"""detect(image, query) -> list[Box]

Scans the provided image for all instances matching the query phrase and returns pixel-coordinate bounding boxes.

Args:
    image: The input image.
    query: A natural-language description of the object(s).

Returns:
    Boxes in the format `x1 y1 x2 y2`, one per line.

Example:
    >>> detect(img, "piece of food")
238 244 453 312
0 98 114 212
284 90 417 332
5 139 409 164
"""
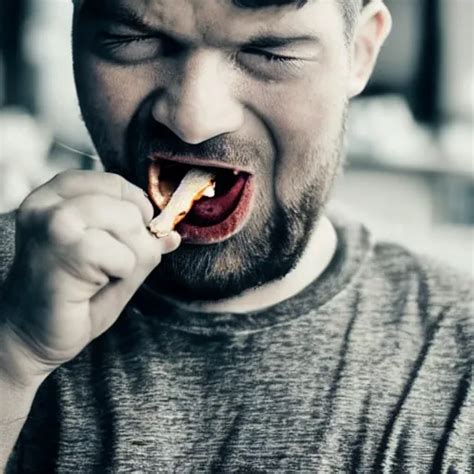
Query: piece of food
147 161 170 210
148 166 216 237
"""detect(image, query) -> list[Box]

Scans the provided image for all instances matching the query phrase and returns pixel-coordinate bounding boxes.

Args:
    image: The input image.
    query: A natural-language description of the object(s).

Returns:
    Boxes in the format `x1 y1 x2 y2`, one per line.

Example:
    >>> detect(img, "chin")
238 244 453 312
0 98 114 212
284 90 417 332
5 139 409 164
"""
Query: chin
147 189 320 303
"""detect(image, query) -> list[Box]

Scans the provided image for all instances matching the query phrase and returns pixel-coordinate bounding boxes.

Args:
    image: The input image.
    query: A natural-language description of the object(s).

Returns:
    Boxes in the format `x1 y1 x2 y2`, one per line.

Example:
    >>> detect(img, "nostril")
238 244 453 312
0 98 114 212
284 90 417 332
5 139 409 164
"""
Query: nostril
151 97 203 144
151 85 243 145
151 97 170 126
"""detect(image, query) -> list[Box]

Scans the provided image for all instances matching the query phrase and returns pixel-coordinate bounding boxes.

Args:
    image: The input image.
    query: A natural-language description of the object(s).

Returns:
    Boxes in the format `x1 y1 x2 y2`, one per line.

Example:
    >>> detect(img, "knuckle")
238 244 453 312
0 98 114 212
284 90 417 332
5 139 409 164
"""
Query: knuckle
58 169 84 181
106 172 127 197
46 206 81 245
50 170 87 195
48 171 65 188
47 207 69 237
50 170 77 188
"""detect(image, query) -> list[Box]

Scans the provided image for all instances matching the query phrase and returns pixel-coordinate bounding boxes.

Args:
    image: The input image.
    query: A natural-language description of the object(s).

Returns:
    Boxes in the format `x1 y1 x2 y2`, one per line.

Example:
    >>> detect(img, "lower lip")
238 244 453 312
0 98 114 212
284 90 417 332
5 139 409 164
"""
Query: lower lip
176 175 255 245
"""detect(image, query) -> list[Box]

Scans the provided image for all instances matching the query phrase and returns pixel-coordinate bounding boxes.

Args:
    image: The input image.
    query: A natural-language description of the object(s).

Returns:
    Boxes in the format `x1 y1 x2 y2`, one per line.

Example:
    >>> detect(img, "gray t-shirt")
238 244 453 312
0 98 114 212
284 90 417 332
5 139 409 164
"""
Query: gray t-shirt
1 212 472 473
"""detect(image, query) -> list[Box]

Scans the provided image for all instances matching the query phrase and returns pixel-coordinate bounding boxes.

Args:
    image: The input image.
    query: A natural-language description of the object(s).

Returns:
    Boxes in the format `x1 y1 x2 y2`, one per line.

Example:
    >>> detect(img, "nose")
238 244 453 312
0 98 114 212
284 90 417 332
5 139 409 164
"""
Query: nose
151 50 244 145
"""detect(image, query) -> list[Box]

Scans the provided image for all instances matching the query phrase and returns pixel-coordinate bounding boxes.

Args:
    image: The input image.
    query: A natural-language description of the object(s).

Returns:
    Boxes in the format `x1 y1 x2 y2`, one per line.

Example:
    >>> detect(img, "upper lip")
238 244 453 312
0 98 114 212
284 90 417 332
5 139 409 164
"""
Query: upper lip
148 152 254 175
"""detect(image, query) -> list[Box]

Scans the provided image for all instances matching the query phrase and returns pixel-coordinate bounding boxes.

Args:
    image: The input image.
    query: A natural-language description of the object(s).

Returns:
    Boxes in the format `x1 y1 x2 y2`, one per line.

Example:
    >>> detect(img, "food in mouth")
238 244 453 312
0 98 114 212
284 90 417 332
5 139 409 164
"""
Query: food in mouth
146 158 255 244
148 165 216 237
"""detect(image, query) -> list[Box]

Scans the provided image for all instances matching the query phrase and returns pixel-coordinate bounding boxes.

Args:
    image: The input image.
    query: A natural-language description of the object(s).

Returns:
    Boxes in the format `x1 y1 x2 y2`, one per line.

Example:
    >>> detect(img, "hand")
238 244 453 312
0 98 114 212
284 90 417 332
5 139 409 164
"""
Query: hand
0 170 180 384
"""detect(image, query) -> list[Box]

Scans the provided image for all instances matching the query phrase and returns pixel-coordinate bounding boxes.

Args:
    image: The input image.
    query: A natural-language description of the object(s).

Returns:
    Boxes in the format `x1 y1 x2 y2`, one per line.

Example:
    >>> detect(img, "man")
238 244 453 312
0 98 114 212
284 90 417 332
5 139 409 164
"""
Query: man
0 0 472 471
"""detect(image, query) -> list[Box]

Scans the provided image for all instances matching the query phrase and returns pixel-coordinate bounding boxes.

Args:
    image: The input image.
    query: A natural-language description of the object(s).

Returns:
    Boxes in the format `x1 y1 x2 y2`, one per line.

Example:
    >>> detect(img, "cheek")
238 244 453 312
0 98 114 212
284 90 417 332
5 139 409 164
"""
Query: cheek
262 76 347 208
75 56 155 166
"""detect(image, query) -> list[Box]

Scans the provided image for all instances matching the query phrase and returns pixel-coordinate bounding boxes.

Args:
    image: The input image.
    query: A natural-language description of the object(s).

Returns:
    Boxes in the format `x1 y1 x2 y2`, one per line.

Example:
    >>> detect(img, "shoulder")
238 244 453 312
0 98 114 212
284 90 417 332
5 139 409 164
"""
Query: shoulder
0 211 16 285
369 239 473 318
330 218 472 464
331 212 472 346
363 242 473 468
330 212 472 319
357 238 473 369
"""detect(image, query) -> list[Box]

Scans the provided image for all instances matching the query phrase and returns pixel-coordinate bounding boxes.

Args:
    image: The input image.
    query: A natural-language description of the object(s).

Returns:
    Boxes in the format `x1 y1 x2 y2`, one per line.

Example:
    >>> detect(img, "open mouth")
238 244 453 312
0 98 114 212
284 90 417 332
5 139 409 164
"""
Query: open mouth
147 156 255 244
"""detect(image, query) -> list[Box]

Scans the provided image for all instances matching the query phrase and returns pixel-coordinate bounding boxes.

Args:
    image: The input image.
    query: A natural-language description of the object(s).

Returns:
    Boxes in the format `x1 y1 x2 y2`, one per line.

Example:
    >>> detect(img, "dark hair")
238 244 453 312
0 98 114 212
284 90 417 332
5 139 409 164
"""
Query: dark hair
232 0 307 7
232 0 370 39
233 0 370 9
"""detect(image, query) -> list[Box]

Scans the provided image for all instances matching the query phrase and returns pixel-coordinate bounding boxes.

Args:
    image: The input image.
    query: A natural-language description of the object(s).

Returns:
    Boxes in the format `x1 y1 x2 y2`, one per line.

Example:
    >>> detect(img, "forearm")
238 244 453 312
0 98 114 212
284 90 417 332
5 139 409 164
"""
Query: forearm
0 377 42 471
0 327 47 471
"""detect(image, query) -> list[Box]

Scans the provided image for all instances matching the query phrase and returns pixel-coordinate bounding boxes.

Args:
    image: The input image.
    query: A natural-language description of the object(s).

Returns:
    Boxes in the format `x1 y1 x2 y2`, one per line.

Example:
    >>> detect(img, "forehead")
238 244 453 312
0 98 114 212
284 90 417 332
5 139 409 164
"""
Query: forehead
78 0 341 46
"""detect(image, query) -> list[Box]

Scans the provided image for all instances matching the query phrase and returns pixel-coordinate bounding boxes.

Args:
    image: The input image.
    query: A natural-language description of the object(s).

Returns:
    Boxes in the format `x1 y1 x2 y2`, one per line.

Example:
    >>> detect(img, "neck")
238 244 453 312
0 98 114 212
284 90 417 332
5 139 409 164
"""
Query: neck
151 215 337 314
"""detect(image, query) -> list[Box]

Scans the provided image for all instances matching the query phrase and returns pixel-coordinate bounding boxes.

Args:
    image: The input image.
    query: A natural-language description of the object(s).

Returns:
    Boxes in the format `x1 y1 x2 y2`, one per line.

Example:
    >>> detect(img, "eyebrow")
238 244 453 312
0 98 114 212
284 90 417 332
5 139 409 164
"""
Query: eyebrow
81 3 155 33
245 34 320 49
81 3 319 48
112 9 151 33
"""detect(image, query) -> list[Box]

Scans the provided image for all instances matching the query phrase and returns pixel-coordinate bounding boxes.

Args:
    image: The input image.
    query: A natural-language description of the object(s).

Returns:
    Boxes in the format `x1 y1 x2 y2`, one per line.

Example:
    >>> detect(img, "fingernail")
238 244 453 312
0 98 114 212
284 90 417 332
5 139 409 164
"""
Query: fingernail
169 231 182 246
161 231 181 253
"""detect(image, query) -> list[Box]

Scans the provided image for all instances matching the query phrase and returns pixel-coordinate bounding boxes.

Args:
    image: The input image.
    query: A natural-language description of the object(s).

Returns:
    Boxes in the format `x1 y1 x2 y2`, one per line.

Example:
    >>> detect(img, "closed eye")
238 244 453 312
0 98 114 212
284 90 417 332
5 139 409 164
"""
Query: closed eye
98 32 154 46
237 48 306 79
95 32 183 62
242 47 300 63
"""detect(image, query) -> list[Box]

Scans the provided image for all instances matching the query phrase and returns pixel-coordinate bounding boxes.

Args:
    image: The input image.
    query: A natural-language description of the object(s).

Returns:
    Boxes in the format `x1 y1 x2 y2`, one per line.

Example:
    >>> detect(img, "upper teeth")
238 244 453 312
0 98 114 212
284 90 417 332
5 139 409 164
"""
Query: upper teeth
202 186 216 198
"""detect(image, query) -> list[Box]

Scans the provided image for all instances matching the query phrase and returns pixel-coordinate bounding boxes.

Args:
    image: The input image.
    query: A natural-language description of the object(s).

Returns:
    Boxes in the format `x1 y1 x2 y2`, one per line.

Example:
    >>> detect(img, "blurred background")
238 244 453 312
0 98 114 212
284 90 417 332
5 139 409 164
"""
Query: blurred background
0 0 473 275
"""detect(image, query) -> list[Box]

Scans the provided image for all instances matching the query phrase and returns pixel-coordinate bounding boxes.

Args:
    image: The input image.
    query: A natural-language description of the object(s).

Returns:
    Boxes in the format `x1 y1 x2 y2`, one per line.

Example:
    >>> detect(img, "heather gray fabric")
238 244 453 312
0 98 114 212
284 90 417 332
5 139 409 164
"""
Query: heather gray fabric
1 211 473 473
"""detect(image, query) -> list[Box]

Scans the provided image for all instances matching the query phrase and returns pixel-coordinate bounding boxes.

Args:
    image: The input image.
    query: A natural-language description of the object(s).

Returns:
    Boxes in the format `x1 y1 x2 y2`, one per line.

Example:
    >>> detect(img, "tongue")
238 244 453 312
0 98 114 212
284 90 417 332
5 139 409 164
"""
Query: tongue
186 174 247 225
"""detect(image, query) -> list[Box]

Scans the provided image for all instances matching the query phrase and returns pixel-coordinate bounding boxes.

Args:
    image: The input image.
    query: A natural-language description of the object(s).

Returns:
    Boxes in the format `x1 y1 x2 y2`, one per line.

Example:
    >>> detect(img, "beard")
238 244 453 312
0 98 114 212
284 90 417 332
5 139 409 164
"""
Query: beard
134 121 345 302
82 102 346 303
149 182 328 302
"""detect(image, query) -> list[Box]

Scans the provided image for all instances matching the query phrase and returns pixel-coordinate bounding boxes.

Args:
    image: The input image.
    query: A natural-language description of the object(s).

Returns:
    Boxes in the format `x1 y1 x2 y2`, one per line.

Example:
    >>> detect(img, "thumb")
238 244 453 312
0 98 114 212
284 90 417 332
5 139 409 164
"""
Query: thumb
158 231 182 254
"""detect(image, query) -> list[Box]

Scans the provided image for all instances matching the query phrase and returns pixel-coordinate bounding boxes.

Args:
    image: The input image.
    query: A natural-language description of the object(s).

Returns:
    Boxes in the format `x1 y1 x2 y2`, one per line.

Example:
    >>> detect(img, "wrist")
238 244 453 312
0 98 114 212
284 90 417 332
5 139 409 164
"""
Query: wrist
0 323 52 392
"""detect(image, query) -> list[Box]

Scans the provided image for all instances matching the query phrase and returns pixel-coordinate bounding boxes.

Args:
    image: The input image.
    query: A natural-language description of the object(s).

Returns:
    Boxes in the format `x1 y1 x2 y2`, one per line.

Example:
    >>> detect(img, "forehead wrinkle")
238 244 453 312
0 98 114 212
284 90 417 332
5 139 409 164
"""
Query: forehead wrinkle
82 0 332 49
117 0 214 46
193 0 327 48
132 0 186 35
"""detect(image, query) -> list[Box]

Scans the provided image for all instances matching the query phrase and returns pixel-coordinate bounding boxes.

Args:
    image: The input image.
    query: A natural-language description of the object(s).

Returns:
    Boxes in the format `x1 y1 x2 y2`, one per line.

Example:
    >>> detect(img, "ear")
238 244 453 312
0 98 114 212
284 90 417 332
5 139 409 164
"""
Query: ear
347 0 392 98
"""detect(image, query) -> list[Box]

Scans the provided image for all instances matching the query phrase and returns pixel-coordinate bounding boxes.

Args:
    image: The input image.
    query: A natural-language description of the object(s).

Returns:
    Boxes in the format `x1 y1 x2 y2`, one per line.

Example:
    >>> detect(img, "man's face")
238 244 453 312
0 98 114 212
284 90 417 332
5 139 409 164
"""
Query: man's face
73 0 351 301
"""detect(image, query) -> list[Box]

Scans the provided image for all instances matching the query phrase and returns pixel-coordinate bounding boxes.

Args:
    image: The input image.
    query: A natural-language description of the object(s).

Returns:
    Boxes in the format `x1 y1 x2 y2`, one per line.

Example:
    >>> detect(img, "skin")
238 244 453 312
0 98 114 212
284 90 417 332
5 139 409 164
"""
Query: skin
72 0 359 301
0 1 391 466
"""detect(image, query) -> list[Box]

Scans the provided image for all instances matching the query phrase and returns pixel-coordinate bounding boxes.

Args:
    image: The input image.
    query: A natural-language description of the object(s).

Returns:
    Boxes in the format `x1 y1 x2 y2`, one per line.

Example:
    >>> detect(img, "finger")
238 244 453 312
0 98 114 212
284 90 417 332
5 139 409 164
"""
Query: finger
81 229 137 280
21 195 146 249
57 195 148 242
65 196 181 265
46 195 182 275
157 231 182 255
50 170 153 224
19 185 63 217
89 278 141 337
54 228 137 285
132 229 182 267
